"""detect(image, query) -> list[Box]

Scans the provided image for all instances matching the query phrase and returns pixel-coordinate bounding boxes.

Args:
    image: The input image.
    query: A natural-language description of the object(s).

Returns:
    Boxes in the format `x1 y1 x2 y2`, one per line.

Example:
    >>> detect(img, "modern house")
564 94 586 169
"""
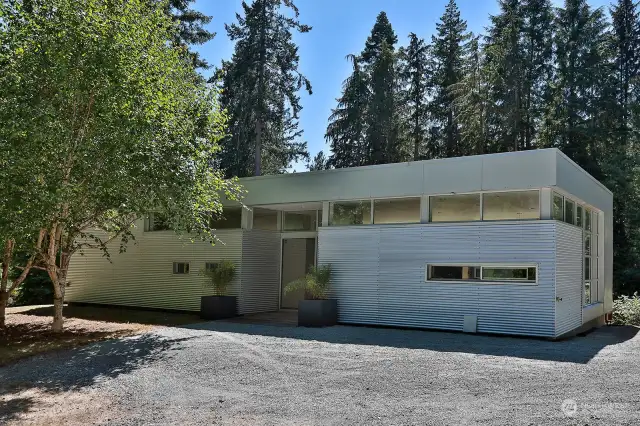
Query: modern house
66 148 613 338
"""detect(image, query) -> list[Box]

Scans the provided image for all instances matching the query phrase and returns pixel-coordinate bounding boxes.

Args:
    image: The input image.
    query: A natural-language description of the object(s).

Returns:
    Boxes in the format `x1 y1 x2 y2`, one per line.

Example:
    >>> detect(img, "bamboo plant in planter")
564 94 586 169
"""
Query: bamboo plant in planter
284 264 337 327
200 260 237 320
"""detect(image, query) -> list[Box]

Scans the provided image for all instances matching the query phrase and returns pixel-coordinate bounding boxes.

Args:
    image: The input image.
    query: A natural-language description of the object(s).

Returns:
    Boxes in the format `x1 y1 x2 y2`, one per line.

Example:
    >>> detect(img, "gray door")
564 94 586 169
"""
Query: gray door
281 238 316 309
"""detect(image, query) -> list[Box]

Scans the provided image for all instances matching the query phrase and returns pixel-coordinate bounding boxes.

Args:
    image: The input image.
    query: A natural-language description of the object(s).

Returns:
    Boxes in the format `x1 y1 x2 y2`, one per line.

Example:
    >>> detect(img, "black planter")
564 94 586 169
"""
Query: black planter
200 295 238 320
298 299 338 327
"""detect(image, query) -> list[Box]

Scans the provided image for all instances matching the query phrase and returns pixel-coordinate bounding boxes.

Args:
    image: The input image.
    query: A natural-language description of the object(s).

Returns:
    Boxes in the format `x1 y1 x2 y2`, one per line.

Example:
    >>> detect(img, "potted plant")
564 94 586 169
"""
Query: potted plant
200 260 237 320
284 264 337 327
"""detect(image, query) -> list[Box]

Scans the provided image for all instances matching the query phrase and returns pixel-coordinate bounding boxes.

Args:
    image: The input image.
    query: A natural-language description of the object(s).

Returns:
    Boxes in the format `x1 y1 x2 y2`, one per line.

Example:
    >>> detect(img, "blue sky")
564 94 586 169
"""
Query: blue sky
194 0 611 170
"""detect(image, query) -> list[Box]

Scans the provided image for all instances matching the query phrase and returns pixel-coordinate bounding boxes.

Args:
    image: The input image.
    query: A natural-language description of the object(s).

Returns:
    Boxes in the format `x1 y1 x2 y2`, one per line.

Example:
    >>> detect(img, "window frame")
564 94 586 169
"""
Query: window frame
425 263 539 285
172 262 190 275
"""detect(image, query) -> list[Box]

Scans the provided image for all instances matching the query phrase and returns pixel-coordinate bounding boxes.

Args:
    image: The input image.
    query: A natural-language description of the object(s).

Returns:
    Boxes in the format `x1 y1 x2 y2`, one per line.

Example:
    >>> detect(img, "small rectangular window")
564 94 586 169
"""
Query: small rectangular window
430 194 481 222
576 206 584 227
482 190 540 221
426 264 536 284
564 199 575 225
329 201 371 226
552 193 564 221
205 262 218 272
373 197 421 224
173 262 190 274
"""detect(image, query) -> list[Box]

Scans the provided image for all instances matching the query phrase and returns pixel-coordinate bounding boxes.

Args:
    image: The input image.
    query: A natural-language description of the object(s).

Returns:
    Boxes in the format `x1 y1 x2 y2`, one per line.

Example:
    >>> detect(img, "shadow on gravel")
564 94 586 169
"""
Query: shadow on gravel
0 333 194 422
186 321 638 364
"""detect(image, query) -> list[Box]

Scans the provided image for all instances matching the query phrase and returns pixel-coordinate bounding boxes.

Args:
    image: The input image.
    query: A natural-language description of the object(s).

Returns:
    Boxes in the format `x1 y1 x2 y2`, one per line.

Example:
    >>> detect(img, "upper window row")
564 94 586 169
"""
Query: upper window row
552 192 598 231
329 190 540 226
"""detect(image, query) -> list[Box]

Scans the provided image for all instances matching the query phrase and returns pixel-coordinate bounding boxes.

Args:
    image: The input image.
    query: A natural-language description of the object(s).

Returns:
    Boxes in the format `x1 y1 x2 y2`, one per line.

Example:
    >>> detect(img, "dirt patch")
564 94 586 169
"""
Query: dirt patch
0 312 153 367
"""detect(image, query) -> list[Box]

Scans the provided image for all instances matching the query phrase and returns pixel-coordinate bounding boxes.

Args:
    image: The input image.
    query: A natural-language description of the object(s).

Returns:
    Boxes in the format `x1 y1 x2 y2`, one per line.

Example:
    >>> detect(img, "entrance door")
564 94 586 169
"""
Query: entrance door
281 238 316 309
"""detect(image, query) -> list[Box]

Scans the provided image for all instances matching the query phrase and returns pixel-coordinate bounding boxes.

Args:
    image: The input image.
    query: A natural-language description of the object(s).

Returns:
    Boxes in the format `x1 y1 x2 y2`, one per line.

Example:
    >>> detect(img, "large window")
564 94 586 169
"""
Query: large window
426 264 537 284
373 198 420 224
283 211 318 231
253 208 278 230
430 194 481 222
329 201 371 226
210 207 242 229
553 193 564 221
482 191 539 221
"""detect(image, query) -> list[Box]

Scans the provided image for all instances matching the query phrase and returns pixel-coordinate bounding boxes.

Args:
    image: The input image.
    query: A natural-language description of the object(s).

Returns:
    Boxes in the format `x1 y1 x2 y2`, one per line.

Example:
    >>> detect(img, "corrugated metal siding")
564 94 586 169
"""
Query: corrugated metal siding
319 222 557 337
555 222 583 336
240 230 281 314
66 221 243 312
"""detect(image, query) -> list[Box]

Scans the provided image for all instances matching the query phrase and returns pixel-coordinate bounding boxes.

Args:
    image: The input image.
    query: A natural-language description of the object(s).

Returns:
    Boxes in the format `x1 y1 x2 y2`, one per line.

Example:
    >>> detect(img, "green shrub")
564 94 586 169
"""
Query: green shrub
284 264 332 300
201 260 236 296
611 293 640 326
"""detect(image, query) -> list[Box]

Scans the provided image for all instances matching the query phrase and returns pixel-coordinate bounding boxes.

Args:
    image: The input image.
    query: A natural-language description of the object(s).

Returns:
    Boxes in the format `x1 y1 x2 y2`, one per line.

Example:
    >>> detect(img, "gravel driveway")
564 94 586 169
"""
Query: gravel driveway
1 321 639 425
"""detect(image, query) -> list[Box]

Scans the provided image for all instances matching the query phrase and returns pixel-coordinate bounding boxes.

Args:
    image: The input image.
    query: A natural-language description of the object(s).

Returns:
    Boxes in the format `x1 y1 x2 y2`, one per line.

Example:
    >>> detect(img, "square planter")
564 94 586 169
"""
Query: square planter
200 295 238 320
298 299 338 327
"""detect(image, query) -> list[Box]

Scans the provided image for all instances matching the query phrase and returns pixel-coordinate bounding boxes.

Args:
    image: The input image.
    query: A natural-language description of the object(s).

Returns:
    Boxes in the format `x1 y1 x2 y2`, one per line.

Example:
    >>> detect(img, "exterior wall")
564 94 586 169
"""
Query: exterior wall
555 222 584 336
319 221 558 337
66 221 243 311
240 230 281 314
554 151 614 312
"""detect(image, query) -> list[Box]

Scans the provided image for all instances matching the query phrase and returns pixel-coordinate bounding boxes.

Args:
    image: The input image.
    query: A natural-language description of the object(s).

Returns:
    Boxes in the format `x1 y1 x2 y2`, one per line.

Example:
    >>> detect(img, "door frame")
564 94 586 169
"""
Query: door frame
279 233 318 309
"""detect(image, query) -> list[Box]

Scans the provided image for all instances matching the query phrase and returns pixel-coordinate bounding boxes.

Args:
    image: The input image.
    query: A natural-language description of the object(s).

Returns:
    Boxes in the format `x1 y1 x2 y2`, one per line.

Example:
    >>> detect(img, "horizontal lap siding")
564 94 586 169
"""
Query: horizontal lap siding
66 222 243 312
318 222 557 337
240 230 281 314
555 222 583 336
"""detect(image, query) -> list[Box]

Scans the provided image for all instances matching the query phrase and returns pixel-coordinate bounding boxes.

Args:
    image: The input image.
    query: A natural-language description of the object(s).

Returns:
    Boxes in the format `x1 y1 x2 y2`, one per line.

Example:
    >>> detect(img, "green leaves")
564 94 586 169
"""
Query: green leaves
284 264 332 301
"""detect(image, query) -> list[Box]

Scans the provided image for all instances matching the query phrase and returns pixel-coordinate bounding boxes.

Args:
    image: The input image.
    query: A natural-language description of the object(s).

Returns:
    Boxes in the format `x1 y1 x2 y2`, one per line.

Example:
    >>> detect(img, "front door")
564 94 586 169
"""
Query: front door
281 238 316 309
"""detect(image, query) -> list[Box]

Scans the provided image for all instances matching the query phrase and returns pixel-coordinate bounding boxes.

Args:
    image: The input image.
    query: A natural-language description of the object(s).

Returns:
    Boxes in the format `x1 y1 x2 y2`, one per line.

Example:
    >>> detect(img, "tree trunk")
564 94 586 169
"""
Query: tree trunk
0 291 8 328
52 291 64 333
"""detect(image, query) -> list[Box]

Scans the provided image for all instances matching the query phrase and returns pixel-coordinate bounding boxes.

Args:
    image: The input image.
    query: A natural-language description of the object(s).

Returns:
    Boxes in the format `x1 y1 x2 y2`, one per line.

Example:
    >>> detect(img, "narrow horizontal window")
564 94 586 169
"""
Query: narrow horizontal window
482 190 540 221
329 201 371 226
173 262 190 275
430 194 481 222
373 197 420 224
426 264 537 284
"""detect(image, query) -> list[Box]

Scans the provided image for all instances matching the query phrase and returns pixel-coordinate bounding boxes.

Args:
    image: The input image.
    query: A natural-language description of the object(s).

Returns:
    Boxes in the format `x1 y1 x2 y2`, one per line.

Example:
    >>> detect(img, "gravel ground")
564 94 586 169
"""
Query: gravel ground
1 321 639 425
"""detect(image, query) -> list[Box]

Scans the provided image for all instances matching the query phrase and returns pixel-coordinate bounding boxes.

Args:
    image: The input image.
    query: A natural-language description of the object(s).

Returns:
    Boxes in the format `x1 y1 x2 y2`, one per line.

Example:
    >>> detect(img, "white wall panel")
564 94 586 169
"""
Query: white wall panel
555 222 584 336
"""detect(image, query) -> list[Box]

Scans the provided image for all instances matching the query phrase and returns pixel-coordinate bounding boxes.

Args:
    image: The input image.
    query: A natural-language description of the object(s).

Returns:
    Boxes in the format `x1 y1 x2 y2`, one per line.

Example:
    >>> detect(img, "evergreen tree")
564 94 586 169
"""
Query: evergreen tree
450 36 491 155
219 0 312 177
430 0 471 158
307 151 330 171
361 11 398 66
398 33 431 160
326 55 370 168
366 41 401 164
608 0 640 290
167 0 216 70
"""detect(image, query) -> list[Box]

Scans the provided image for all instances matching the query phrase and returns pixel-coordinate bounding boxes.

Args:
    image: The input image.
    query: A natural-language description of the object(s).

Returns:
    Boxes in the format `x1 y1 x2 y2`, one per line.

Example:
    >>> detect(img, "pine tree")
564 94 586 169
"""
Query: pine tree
326 55 370 168
167 0 216 69
552 0 612 176
361 11 398 66
450 36 491 155
367 41 401 164
430 0 471 158
307 151 330 171
219 0 312 177
398 33 431 160
608 0 640 289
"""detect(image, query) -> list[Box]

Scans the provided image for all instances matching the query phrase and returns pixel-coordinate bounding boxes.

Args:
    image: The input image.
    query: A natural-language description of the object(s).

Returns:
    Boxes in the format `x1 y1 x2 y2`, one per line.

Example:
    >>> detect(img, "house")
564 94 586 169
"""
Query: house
66 148 613 338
